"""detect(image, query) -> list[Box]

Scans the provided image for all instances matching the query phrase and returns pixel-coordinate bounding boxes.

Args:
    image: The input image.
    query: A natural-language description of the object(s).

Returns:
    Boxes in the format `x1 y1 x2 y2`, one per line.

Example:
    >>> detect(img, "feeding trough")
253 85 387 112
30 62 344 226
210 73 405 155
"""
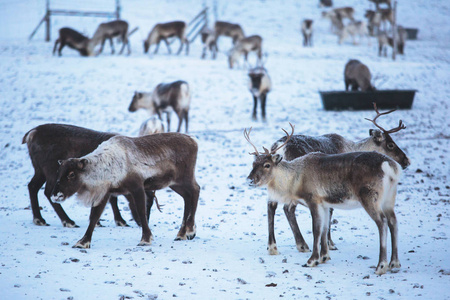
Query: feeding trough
319 90 416 111
405 28 419 40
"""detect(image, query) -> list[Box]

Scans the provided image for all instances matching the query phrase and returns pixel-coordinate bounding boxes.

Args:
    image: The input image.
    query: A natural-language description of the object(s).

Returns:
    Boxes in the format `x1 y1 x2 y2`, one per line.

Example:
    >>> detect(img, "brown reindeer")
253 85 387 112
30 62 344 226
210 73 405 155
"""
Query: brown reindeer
128 80 191 133
248 67 272 121
228 35 263 69
214 21 245 45
91 20 131 55
365 9 393 35
344 59 375 91
245 124 403 275
143 21 189 55
51 133 200 248
266 104 409 257
53 27 94 57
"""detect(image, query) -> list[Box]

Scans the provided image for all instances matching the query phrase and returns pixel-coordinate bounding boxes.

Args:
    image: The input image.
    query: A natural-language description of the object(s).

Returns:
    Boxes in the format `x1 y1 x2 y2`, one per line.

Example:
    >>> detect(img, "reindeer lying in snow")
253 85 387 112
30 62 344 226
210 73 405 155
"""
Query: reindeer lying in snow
51 133 200 248
264 104 410 260
245 123 404 275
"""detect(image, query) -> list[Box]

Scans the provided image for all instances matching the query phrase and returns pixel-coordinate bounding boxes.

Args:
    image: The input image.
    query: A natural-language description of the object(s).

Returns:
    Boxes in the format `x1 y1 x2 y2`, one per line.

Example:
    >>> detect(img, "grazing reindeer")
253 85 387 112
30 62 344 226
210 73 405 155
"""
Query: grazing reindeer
143 21 189 55
339 21 370 45
22 123 130 228
214 21 245 45
319 0 333 7
245 124 403 275
301 19 314 47
138 116 165 136
344 59 375 91
200 27 218 59
128 80 191 133
378 26 407 56
228 35 263 69
248 67 272 121
53 27 94 57
266 104 409 257
91 20 131 55
51 133 200 248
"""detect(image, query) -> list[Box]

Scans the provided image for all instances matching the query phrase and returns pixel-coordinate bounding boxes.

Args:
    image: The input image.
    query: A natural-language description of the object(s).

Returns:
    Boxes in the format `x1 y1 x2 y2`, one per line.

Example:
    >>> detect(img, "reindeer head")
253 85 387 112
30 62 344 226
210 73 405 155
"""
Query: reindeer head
51 158 88 203
365 103 410 169
143 40 150 53
245 124 295 187
128 91 144 112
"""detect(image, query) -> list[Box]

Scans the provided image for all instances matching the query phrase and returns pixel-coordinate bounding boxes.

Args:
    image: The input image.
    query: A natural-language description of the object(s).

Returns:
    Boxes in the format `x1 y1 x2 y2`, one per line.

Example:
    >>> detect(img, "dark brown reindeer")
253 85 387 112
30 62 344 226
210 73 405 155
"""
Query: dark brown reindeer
344 59 375 91
143 21 189 55
214 21 245 45
50 133 200 248
22 124 129 227
248 66 272 121
265 104 409 257
91 20 131 55
245 124 403 275
128 80 191 133
228 35 263 69
53 27 94 57
301 19 314 47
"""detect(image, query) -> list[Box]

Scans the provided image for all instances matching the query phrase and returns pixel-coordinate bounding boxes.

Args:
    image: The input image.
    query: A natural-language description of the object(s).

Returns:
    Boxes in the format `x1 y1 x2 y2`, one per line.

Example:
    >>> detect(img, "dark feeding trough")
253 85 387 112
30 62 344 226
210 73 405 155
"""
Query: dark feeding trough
319 90 416 111
405 28 419 40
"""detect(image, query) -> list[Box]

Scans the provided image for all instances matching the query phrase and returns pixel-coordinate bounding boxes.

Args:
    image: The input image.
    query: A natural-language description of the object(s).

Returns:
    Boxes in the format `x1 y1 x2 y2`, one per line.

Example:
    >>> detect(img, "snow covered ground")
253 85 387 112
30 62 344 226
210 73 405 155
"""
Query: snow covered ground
0 0 449 299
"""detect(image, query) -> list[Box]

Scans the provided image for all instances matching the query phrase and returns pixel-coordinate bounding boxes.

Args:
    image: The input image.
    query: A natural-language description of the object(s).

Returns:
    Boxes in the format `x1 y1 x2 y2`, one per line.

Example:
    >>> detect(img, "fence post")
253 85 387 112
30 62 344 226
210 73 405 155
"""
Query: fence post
115 0 121 19
45 0 50 41
392 1 397 60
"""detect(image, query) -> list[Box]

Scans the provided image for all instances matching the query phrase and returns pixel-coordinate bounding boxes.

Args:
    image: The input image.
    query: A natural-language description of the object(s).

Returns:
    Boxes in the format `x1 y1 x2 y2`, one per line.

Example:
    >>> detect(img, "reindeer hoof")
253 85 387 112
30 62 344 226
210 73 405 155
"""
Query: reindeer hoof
186 232 196 240
73 241 90 249
389 260 401 270
268 244 280 255
62 221 79 228
320 254 331 263
115 220 129 227
137 240 151 246
33 218 49 226
375 261 389 275
305 258 320 267
296 244 310 253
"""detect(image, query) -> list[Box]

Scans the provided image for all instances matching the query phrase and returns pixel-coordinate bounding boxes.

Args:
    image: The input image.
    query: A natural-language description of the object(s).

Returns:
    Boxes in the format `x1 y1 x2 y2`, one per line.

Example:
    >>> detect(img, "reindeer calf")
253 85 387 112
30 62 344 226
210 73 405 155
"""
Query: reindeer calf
128 80 191 133
344 59 375 91
53 27 93 57
246 125 402 275
144 21 189 55
301 19 314 47
138 116 165 136
228 35 263 69
51 133 200 248
248 67 272 121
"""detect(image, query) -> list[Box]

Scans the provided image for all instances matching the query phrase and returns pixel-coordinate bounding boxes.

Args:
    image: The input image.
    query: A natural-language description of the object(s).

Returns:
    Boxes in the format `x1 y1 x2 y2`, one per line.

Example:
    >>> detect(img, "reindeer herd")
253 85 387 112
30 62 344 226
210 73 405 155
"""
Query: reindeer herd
22 0 414 276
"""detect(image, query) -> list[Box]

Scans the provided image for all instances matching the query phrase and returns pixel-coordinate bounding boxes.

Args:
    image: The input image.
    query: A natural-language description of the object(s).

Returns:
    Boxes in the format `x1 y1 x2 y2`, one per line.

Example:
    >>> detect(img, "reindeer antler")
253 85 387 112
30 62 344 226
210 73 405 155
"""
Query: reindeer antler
271 123 295 154
365 102 406 134
244 127 260 155
244 123 295 156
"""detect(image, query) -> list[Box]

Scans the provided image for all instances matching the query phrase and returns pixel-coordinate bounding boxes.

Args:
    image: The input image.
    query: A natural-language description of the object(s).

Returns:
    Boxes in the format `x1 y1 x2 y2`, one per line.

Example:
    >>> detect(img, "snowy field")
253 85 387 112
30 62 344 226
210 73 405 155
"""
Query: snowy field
0 0 449 299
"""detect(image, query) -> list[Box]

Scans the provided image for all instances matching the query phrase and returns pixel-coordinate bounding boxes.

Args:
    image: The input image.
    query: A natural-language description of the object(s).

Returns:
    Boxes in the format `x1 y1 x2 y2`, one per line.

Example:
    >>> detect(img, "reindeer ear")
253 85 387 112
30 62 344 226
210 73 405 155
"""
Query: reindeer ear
77 159 88 170
272 154 283 165
370 129 384 143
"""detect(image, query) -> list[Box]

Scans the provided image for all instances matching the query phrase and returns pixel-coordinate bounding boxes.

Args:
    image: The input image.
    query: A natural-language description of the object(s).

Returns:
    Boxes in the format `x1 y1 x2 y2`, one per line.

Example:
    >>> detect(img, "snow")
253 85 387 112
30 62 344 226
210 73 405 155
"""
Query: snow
0 0 449 299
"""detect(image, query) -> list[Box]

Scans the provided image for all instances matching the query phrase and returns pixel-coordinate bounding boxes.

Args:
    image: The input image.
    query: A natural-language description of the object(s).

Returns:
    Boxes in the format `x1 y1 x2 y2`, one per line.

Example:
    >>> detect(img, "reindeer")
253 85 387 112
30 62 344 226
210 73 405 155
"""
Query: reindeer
332 7 355 21
339 21 370 45
265 104 409 258
344 59 375 91
22 123 131 228
138 116 165 136
128 80 191 133
322 10 343 34
301 19 314 47
50 133 200 248
378 26 407 56
365 9 393 35
200 27 218 59
91 20 130 55
248 67 272 121
228 35 263 69
319 0 333 8
53 27 94 57
369 0 391 9
214 21 245 46
245 124 403 275
143 21 189 55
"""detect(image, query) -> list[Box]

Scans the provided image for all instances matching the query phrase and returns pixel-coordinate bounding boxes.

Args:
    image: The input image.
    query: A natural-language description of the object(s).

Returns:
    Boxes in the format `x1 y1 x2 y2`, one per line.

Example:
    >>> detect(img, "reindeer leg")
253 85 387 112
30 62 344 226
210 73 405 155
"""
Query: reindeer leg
53 39 60 56
176 111 183 133
125 194 142 227
283 203 310 252
109 37 115 54
267 201 279 255
73 196 109 248
184 110 189 133
145 190 155 223
320 207 331 263
99 38 106 54
58 41 66 56
166 112 171 132
154 40 160 54
109 196 128 227
28 171 48 226
260 93 267 122
305 202 324 267
130 186 152 246
252 95 258 120
327 208 337 250
171 181 200 241
163 38 171 54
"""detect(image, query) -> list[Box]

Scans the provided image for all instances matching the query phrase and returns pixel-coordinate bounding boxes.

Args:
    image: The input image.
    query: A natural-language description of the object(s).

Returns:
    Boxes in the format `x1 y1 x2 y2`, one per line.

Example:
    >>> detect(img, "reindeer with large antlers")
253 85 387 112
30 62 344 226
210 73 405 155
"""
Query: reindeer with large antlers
246 123 404 274
261 104 410 259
